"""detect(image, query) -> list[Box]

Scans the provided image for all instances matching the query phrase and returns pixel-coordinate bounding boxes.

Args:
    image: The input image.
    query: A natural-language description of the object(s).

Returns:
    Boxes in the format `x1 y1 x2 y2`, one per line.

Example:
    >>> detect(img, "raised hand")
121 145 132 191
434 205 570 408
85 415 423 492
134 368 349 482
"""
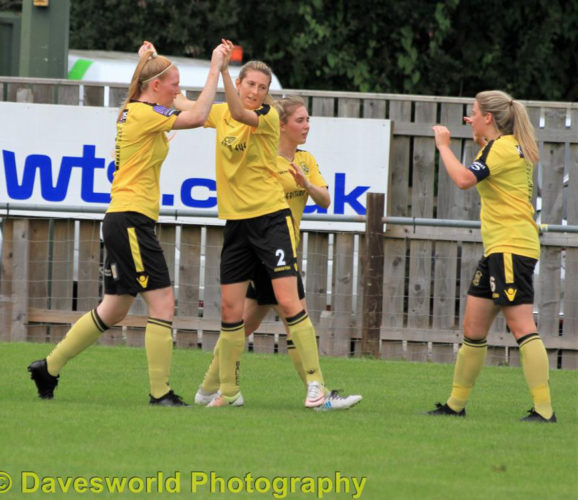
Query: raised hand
432 125 451 150
288 162 309 188
211 44 225 70
138 40 157 57
220 39 235 69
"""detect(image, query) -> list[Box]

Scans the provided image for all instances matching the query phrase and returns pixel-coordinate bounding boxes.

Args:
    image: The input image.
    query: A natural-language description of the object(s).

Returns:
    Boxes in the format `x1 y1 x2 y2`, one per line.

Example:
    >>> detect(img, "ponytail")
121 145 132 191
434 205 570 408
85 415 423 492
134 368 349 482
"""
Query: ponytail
475 90 539 166
511 100 539 166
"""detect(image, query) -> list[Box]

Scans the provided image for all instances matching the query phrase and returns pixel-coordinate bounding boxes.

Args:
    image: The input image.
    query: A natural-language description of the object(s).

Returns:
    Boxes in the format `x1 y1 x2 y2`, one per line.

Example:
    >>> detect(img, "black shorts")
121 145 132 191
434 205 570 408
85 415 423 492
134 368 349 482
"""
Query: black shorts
221 208 299 285
467 252 537 306
102 212 171 296
246 261 305 305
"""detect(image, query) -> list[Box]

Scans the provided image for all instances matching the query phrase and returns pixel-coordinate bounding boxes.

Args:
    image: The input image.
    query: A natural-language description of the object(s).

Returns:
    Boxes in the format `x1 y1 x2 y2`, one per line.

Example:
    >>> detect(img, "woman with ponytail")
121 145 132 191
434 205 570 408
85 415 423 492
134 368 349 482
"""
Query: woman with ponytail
428 90 556 422
28 41 231 407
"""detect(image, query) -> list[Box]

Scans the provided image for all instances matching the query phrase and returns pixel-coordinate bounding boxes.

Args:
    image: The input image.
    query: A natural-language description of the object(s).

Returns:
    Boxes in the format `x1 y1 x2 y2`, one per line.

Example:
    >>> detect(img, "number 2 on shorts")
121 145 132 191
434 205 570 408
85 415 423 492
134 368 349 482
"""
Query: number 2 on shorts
276 249 286 266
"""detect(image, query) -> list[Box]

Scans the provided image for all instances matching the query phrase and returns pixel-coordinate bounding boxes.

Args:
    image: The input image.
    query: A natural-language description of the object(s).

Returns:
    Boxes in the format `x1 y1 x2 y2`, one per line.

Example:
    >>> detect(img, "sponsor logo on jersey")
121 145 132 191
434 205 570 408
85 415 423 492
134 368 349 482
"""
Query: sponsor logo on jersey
469 161 487 171
286 190 306 200
152 104 178 117
221 136 246 152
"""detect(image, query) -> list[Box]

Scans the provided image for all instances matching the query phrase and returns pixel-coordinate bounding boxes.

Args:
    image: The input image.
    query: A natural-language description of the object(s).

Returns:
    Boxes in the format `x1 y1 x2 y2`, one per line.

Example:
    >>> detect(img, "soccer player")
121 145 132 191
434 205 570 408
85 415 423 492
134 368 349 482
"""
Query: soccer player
27 41 231 406
196 40 328 408
195 96 362 410
427 90 556 422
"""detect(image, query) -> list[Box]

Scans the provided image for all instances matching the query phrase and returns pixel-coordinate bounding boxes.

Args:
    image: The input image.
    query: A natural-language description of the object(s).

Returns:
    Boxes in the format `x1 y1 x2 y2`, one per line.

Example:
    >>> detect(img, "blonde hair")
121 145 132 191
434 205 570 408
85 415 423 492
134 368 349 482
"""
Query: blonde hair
476 90 539 165
117 49 174 121
274 96 306 123
238 60 274 106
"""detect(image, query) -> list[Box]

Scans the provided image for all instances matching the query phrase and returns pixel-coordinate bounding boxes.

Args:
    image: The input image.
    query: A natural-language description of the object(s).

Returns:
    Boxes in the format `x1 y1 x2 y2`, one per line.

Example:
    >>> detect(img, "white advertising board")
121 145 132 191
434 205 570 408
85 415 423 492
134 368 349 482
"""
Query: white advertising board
0 102 390 230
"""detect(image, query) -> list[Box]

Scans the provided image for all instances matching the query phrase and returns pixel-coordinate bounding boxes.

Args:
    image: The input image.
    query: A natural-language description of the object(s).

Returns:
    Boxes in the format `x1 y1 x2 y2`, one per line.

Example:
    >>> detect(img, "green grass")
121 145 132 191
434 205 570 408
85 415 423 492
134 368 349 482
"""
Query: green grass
0 342 576 499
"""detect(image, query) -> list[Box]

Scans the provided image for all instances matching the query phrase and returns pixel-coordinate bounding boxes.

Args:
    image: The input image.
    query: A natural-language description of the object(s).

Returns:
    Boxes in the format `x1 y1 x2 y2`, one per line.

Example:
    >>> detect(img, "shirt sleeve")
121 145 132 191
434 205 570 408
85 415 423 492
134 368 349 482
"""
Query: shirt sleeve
305 152 328 188
139 104 179 135
253 104 280 136
204 102 225 129
467 141 494 182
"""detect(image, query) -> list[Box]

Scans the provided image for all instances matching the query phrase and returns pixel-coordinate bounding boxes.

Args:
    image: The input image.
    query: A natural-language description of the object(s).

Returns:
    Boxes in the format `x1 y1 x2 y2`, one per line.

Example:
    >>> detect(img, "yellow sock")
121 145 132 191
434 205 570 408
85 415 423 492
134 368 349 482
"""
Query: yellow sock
46 309 107 376
518 333 553 419
286 338 306 386
201 336 222 394
447 336 487 412
145 318 173 399
218 321 245 397
286 311 324 385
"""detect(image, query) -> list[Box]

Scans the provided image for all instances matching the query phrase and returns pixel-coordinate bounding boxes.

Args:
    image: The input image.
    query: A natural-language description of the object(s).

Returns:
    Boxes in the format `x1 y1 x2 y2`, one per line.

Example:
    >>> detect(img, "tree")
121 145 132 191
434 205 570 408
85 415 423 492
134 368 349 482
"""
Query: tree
50 0 576 100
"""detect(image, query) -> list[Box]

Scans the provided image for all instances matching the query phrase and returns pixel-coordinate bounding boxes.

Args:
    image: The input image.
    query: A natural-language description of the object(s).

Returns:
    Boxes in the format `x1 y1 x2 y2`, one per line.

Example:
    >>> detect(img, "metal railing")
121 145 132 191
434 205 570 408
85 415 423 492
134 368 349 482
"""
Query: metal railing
1 202 577 233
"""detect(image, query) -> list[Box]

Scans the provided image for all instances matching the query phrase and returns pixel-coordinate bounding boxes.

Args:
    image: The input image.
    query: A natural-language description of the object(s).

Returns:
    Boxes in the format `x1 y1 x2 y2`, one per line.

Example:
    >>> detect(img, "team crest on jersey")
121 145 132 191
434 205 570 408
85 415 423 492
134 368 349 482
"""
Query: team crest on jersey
515 145 524 158
299 161 309 175
119 109 128 123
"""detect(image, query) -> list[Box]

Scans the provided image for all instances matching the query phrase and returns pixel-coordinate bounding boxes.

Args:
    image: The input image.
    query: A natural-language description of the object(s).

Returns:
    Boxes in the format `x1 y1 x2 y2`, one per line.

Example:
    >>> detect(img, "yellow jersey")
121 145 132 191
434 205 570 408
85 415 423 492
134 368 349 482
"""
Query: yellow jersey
108 101 178 221
275 150 327 239
468 135 540 259
204 102 287 219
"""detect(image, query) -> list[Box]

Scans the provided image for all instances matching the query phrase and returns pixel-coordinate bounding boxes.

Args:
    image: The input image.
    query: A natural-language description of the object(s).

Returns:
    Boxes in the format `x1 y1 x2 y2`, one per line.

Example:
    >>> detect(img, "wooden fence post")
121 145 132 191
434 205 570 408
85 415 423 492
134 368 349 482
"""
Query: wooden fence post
0 219 14 341
361 193 385 356
11 219 30 341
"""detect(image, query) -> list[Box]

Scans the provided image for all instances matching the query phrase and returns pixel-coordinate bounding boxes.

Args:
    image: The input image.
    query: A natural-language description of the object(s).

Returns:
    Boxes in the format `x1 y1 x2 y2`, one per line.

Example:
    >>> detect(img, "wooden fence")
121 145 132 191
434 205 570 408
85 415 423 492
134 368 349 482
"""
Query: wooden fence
1 77 577 369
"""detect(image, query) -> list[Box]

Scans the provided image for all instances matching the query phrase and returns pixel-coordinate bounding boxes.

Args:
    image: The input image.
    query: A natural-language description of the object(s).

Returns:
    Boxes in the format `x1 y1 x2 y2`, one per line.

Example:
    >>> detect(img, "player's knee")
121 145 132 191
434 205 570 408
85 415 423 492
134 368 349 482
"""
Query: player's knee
147 294 174 321
275 300 301 319
221 301 243 323
100 310 127 327
462 319 487 341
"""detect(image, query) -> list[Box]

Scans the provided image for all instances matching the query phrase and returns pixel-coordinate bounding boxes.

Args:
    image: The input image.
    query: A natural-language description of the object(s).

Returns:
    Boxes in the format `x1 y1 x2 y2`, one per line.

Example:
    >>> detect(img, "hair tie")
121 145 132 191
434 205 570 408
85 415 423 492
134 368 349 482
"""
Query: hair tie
509 100 514 106
141 62 174 84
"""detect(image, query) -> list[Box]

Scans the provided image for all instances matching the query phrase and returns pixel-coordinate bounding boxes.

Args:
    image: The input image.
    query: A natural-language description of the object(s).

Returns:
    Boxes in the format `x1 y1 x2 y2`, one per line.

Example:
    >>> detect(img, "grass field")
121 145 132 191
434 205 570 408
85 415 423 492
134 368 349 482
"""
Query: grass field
0 341 576 499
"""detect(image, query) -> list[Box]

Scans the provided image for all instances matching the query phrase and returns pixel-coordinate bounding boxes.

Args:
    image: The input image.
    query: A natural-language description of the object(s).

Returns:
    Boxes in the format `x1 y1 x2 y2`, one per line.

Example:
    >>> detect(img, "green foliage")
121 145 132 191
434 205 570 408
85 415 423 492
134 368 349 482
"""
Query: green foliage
65 0 577 100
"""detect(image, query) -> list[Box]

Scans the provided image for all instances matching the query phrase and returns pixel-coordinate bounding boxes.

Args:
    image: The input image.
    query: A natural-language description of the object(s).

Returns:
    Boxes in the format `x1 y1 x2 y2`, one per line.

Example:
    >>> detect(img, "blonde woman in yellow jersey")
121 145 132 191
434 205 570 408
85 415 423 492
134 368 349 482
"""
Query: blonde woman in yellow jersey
428 90 556 422
201 41 328 408
197 96 362 410
28 41 231 406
